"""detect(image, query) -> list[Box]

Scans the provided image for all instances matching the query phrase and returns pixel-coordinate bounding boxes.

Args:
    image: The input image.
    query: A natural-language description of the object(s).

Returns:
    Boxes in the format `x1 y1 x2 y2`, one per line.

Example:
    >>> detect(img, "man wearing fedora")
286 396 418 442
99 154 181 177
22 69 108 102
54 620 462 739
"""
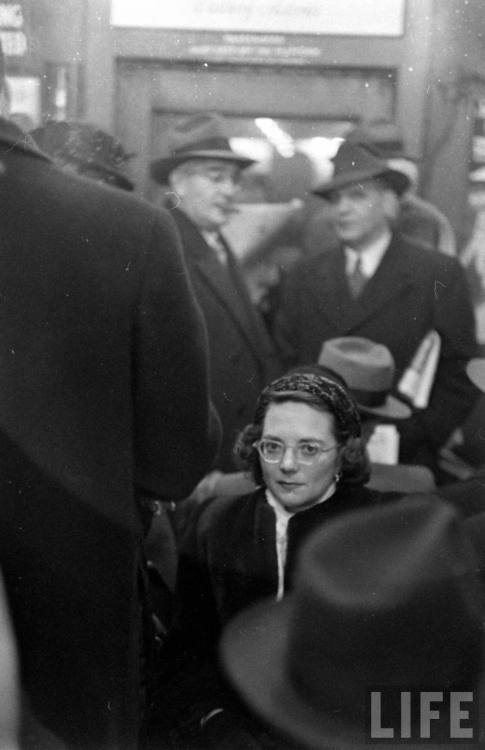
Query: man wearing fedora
274 140 479 477
151 112 282 477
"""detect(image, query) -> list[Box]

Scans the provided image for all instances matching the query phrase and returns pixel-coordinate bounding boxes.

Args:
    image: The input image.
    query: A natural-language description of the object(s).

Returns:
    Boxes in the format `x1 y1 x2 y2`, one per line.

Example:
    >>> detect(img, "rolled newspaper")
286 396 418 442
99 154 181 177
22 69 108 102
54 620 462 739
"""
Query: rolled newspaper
397 330 441 409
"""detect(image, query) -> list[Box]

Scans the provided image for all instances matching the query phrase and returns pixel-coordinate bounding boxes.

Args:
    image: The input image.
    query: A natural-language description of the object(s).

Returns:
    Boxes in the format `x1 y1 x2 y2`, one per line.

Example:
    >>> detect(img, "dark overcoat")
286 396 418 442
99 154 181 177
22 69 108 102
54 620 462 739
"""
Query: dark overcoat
171 208 282 470
0 120 216 748
274 235 479 464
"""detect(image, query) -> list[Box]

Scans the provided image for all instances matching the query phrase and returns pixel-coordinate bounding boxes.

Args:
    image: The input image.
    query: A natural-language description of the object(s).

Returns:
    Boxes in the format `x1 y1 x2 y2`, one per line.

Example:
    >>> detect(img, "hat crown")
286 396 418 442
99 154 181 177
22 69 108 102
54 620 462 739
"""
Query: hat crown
151 111 255 184
31 121 132 170
287 497 484 721
319 336 394 392
314 140 411 198
331 141 389 181
166 112 231 156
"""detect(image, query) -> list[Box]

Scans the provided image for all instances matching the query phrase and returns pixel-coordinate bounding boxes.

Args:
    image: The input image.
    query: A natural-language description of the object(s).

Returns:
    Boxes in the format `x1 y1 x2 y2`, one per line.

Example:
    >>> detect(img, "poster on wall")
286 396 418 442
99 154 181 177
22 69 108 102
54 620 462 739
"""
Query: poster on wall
110 0 406 37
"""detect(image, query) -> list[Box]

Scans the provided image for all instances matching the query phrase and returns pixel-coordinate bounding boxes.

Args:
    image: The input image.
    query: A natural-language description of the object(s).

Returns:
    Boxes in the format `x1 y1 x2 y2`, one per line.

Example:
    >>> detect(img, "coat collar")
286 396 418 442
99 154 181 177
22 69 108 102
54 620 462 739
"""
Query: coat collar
0 117 51 162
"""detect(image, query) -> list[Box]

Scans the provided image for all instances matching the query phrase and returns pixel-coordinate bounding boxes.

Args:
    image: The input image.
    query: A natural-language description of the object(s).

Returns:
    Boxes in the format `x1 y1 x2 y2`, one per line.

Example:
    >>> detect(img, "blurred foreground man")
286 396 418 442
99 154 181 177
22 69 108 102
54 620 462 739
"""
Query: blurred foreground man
275 142 479 476
151 112 281 479
0 116 217 748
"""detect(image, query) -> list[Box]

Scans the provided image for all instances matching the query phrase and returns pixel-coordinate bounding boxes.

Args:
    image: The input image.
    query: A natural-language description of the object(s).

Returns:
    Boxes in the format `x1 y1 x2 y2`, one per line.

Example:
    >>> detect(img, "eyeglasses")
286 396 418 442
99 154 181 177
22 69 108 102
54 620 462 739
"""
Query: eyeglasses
253 439 340 466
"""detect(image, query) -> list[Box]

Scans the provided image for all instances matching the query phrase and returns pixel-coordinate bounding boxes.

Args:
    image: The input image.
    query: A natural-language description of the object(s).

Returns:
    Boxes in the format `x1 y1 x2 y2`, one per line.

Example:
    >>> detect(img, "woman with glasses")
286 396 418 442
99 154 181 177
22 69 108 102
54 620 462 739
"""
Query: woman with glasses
154 372 399 748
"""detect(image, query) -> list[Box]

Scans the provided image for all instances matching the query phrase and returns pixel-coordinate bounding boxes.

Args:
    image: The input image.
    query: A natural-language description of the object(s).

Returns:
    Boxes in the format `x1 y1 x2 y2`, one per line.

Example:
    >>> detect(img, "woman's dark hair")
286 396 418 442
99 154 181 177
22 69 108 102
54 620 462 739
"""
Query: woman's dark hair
235 371 369 486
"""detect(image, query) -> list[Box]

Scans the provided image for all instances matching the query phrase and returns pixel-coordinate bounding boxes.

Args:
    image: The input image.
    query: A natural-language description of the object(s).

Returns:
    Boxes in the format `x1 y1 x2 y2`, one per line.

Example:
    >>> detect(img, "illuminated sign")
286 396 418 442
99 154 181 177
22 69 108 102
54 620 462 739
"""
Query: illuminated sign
111 0 406 37
0 3 27 56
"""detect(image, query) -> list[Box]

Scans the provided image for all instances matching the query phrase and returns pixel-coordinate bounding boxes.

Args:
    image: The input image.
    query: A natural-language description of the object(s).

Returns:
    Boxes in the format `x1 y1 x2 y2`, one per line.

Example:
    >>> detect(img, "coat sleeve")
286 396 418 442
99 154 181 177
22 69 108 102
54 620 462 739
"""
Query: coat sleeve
398 256 480 457
132 209 221 500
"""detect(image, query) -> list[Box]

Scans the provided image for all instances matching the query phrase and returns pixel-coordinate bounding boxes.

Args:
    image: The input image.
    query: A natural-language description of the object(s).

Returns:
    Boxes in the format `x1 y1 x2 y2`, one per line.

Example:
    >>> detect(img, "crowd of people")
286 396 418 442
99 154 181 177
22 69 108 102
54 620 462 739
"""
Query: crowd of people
1 51 485 750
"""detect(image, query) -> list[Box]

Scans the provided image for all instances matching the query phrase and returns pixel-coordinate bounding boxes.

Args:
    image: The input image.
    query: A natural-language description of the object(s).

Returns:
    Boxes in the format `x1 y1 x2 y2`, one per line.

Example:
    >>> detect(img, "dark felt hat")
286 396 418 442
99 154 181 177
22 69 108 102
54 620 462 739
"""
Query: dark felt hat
314 141 410 198
318 337 411 420
345 122 419 161
30 121 135 191
221 495 485 749
150 112 256 185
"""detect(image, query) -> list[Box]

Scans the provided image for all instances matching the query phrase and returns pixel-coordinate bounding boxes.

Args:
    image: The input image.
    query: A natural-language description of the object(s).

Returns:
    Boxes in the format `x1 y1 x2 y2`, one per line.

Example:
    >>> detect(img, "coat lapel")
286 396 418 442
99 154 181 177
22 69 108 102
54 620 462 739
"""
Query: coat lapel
0 117 50 161
174 210 275 364
315 237 416 333
345 235 416 331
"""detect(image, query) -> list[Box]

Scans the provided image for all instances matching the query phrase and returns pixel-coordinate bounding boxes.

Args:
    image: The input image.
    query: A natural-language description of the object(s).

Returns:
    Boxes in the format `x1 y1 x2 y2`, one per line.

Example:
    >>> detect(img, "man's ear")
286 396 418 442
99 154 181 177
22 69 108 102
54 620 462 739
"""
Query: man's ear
382 188 401 223
168 170 184 197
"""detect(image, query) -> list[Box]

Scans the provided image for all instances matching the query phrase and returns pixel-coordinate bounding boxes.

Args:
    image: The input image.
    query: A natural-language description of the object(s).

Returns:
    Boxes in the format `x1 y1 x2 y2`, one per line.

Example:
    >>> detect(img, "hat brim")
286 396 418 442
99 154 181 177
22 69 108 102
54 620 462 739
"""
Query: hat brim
151 150 255 185
466 359 485 392
221 597 485 750
221 598 369 750
77 161 135 192
358 394 411 421
314 166 409 199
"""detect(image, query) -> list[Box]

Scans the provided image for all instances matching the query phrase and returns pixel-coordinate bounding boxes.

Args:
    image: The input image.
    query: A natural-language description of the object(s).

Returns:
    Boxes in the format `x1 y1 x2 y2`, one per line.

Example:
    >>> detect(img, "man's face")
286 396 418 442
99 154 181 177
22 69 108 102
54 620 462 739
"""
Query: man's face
327 179 396 249
170 159 242 231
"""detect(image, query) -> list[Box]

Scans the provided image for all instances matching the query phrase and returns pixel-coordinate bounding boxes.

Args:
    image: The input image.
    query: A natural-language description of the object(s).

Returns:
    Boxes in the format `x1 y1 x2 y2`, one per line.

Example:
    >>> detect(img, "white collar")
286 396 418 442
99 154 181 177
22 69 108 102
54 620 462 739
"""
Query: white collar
345 228 392 278
265 483 336 520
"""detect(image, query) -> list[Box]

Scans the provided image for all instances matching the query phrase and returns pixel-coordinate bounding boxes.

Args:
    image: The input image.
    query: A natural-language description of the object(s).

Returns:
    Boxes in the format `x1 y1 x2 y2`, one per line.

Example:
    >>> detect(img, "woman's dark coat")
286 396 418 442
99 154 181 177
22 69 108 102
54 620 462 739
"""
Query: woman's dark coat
161 484 394 739
0 120 216 748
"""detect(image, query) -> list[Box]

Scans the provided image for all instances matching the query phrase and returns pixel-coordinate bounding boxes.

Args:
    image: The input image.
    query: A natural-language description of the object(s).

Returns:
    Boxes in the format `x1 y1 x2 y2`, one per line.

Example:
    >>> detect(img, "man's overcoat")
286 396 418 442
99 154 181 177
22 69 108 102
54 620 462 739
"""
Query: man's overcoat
0 120 216 748
171 208 281 470
275 235 479 464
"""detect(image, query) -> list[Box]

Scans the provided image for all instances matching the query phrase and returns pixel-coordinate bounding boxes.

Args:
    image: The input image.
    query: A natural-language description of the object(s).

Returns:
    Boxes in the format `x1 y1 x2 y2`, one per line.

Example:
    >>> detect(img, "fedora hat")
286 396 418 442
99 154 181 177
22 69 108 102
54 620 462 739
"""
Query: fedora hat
314 141 410 199
30 121 135 191
318 337 411 420
221 495 485 749
150 112 256 185
466 358 485 392
345 121 420 162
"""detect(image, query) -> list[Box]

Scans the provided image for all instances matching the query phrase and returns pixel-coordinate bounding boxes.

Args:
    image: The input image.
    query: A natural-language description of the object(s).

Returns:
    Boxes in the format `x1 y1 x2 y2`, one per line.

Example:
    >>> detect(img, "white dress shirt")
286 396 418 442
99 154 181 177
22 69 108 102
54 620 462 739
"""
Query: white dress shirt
344 228 392 280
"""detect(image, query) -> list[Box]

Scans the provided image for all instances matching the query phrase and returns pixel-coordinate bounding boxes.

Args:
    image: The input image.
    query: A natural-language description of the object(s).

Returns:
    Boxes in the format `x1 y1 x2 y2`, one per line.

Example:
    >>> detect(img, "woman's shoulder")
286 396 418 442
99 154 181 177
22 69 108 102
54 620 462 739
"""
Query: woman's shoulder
198 488 265 532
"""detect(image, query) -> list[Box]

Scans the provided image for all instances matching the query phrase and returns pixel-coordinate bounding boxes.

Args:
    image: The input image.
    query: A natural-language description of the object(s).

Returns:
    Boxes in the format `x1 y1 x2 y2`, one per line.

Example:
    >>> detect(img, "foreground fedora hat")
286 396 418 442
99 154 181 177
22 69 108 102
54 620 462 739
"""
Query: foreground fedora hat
221 495 485 749
314 140 410 198
150 112 255 185
467 358 485 392
319 336 411 420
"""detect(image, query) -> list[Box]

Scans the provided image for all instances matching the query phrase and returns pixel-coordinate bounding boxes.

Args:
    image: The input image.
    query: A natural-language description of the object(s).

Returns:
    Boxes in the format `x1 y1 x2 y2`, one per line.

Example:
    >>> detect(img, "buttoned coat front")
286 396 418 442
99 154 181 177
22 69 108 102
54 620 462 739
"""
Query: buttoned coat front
274 235 479 463
171 208 282 470
0 121 216 748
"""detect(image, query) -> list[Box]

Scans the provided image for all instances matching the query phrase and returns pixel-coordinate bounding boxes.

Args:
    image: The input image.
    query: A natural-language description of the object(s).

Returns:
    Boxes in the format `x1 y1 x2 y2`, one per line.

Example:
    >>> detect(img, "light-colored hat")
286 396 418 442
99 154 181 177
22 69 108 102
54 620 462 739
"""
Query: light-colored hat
467 358 485 392
150 112 255 185
318 337 411 420
313 141 410 199
221 495 485 749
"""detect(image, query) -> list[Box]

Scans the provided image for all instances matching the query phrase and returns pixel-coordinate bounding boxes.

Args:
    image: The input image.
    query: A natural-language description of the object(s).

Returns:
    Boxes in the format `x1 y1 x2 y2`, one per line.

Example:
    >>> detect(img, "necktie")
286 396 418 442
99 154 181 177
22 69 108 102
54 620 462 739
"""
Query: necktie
206 232 228 266
347 256 367 298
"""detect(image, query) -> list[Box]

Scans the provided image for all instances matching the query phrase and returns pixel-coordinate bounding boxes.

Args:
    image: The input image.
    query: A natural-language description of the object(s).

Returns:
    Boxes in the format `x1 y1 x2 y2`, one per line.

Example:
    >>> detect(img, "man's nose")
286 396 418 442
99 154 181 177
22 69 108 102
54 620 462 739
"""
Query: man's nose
334 194 353 212
218 179 238 197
